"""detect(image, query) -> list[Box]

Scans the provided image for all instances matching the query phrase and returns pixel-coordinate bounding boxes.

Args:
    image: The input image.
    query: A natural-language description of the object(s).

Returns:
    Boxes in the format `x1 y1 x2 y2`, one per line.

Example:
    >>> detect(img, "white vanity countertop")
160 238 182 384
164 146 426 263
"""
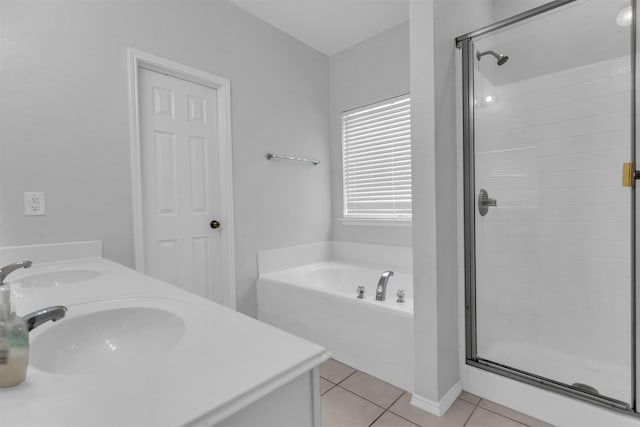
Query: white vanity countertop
0 257 329 426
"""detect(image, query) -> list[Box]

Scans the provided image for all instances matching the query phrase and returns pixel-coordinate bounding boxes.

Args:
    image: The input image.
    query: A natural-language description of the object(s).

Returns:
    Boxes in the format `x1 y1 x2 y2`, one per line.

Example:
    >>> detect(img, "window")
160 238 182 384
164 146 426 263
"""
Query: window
342 94 411 221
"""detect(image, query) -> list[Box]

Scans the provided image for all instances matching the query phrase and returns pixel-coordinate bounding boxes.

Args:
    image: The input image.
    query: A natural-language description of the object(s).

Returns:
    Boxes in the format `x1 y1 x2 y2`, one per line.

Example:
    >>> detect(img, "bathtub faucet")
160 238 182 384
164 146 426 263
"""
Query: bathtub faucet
375 271 394 301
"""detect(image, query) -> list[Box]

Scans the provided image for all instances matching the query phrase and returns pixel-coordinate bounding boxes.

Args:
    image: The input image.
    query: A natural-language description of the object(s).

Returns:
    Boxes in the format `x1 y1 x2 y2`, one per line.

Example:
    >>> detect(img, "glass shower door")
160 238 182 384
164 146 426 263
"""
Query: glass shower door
470 0 633 406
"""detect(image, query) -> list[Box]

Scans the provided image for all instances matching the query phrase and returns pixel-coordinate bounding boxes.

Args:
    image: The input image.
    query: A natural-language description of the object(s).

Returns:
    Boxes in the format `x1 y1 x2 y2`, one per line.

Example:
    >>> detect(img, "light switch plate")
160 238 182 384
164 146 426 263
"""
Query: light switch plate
24 192 45 216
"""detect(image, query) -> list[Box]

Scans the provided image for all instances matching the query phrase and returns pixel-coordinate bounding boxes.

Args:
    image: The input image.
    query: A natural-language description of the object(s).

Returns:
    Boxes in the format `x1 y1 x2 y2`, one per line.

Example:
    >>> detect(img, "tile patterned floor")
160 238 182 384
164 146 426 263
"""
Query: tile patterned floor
320 359 555 427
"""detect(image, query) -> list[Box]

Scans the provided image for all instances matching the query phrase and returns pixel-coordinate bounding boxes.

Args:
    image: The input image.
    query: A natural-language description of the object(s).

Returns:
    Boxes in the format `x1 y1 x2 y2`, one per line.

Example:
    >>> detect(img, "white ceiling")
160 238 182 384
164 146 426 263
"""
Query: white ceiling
227 0 410 56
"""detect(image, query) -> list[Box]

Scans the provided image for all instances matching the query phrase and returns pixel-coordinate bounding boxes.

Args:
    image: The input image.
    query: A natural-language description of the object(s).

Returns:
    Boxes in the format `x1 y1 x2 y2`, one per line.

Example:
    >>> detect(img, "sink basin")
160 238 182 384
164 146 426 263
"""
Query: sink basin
9 263 103 289
30 299 188 374
12 269 102 288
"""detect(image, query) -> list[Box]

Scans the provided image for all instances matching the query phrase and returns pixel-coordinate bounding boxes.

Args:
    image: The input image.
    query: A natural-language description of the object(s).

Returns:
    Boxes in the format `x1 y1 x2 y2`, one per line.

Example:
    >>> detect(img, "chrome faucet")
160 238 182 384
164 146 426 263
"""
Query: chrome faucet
23 306 68 332
0 261 32 286
375 271 394 301
0 261 67 332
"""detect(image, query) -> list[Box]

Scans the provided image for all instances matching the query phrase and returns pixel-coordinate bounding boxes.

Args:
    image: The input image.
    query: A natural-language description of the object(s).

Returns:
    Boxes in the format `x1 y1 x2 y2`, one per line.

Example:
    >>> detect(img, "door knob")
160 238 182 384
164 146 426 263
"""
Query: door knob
210 220 221 229
478 189 497 216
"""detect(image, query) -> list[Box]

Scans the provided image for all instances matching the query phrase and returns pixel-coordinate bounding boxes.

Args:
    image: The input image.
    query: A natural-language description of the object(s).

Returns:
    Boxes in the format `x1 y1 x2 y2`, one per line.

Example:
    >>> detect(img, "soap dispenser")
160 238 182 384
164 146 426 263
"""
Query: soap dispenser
0 286 29 387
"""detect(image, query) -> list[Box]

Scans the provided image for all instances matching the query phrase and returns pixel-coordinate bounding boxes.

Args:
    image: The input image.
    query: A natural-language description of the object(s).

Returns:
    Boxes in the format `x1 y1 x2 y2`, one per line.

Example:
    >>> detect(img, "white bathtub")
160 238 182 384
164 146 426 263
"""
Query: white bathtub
257 261 414 392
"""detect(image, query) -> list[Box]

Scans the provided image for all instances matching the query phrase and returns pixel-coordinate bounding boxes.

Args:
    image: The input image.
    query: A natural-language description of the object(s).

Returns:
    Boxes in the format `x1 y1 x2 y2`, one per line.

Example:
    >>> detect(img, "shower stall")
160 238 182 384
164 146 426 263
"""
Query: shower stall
457 0 637 414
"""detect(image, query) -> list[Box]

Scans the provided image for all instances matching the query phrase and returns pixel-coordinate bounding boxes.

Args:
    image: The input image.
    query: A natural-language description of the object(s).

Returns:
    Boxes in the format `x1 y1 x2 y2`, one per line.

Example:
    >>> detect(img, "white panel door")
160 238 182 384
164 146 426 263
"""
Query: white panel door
138 68 223 302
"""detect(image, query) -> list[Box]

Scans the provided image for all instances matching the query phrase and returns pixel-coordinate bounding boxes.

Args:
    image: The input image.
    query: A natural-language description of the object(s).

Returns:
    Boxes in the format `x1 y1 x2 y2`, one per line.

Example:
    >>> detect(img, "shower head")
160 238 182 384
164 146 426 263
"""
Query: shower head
476 50 509 66
497 55 509 66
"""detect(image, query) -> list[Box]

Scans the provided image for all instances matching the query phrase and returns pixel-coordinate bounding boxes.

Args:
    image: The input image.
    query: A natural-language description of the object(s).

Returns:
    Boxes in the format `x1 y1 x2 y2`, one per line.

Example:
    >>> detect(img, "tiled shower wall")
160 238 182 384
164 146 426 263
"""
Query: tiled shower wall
474 56 632 401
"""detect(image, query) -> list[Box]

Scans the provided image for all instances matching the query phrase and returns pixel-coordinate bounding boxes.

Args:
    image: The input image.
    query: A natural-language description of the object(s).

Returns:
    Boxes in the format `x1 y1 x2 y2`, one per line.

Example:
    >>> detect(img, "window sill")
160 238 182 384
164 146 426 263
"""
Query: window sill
337 218 412 227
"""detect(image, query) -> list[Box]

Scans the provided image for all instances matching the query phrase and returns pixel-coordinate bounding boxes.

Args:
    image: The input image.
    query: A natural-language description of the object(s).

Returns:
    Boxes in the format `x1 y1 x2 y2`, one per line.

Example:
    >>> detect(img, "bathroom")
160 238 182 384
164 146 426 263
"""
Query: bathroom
1 0 640 426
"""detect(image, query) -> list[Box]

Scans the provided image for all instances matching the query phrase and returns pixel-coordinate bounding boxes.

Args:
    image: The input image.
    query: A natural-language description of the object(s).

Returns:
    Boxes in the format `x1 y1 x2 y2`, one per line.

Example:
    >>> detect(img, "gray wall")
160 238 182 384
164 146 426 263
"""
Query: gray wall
328 22 411 246
411 0 561 403
411 0 493 402
0 0 331 316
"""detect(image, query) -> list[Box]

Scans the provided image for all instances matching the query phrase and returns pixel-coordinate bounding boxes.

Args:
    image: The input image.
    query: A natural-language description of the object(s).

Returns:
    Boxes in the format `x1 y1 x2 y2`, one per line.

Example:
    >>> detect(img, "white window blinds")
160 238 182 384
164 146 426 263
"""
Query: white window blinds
342 94 412 219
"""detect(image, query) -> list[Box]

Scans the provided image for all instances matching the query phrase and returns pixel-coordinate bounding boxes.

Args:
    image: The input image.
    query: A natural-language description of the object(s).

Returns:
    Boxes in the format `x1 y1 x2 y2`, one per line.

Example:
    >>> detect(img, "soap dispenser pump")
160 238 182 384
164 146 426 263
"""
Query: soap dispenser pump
0 286 29 387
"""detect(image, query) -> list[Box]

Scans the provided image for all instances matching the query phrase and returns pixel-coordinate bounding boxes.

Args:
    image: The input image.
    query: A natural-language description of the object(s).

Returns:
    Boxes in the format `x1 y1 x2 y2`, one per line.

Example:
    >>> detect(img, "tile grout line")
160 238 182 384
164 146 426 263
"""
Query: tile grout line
336 384 401 412
386 394 478 427
473 396 481 408
339 368 406 410
321 383 336 396
321 362 543 427
367 408 421 427
367 410 387 427
333 367 406 410
376 393 422 427
319 375 334 385
462 398 487 427
458 397 481 407
320 366 356 396
367 396 421 427
466 399 534 427
385 394 430 427
331 375 409 427
386 391 407 411
388 411 423 427
320 366 355 389
460 393 482 427
329 383 388 427
462 405 476 427
335 369 358 386
319 375 336 396
477 406 532 427
328 364 539 427
478 399 535 425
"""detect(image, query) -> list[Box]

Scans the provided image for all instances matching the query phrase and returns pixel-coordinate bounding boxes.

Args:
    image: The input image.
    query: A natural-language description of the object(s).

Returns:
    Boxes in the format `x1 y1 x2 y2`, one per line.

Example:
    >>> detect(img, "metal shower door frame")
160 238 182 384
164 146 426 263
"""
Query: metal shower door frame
456 0 639 415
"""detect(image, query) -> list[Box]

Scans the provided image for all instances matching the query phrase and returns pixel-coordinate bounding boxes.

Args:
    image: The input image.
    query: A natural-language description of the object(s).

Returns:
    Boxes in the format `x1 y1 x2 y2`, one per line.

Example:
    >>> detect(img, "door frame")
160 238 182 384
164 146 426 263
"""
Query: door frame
127 48 236 310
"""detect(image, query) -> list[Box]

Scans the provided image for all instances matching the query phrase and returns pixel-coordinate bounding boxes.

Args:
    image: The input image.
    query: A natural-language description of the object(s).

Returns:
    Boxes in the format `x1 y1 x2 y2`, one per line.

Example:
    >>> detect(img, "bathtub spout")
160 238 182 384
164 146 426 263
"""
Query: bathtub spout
375 271 394 301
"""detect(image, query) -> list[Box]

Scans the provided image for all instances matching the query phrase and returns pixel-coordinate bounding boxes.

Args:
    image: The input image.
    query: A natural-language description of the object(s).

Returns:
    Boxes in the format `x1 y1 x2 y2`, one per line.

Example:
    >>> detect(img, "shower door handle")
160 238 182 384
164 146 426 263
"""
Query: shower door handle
478 189 497 216
622 162 640 187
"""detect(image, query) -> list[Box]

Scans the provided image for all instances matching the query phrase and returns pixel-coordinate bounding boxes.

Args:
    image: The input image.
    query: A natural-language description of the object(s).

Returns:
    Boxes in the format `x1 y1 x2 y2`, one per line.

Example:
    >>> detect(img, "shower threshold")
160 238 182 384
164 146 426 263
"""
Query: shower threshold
467 358 633 414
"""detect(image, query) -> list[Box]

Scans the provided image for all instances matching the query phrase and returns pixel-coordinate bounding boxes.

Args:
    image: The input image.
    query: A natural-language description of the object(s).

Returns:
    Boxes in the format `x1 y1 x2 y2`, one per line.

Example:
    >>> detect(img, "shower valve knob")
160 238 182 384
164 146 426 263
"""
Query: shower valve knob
478 189 497 216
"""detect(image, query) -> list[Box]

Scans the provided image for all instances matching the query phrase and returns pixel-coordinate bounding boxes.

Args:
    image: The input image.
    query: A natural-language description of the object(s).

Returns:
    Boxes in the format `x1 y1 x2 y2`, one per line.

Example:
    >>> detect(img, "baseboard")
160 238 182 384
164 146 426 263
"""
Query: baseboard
410 381 462 417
